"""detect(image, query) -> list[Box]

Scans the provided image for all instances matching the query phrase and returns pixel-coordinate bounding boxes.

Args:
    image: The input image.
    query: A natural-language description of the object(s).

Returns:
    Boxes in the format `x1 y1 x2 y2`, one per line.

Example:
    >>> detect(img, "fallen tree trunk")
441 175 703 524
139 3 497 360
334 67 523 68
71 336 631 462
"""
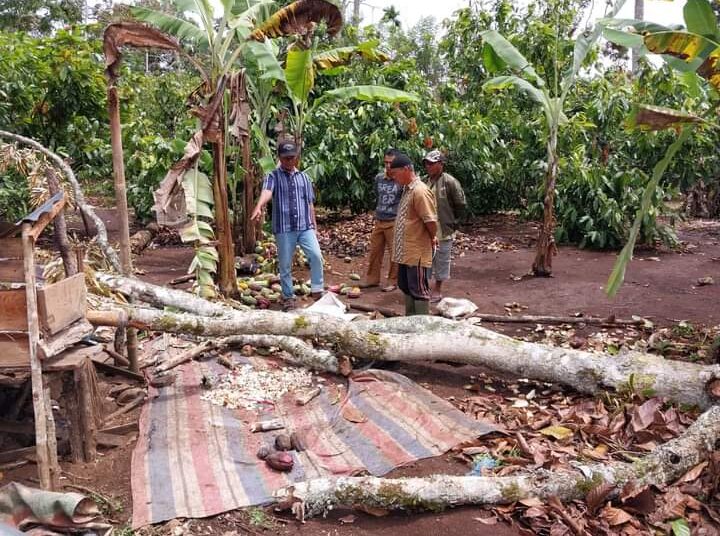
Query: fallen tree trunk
274 404 720 519
86 303 720 409
0 130 122 273
94 273 233 316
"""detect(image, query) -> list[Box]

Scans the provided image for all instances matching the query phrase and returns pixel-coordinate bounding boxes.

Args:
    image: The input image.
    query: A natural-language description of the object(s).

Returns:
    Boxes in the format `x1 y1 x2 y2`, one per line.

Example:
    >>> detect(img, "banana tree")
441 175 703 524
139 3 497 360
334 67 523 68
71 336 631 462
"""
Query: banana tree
481 0 627 277
280 39 417 142
134 0 343 296
240 35 418 247
602 0 720 296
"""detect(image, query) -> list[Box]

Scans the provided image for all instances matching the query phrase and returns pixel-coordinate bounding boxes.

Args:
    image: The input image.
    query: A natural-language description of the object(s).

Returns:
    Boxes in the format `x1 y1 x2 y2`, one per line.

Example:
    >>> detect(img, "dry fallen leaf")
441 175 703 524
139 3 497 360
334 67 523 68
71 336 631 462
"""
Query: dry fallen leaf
539 425 574 440
586 481 615 514
676 462 708 484
600 505 633 526
341 405 368 423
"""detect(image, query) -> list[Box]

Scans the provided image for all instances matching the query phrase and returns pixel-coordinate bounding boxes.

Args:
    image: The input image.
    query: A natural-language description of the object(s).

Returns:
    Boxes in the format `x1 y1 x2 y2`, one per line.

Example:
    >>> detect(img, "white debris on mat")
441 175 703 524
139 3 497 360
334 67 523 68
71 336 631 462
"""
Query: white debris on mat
201 364 315 410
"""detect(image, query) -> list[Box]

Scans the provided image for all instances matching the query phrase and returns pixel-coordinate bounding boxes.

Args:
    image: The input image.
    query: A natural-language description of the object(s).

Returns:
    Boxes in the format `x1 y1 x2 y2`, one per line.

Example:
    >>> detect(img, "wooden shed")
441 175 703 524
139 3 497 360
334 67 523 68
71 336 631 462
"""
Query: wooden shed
0 192 101 489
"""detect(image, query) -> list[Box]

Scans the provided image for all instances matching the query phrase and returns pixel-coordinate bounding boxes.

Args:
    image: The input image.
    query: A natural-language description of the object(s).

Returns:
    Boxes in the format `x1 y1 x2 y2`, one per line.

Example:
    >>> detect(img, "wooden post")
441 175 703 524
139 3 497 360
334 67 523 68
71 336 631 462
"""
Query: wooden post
107 85 139 372
22 223 59 490
76 364 97 460
44 385 61 488
63 372 84 463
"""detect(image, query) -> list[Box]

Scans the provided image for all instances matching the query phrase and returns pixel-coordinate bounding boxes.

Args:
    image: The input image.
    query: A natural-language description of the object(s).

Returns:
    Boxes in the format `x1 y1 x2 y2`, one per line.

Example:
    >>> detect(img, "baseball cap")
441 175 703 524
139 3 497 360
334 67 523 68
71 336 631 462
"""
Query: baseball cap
423 150 445 163
278 141 298 157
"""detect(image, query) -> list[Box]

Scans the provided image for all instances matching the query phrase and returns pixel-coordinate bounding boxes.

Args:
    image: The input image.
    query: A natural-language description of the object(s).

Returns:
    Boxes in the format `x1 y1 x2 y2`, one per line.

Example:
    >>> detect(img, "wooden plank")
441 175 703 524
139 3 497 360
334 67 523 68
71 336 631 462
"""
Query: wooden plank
37 273 86 336
45 344 103 372
0 259 25 283
27 195 66 241
100 422 139 435
0 440 67 464
0 289 28 331
0 333 29 367
22 223 55 490
92 358 145 382
37 319 94 361
0 237 23 259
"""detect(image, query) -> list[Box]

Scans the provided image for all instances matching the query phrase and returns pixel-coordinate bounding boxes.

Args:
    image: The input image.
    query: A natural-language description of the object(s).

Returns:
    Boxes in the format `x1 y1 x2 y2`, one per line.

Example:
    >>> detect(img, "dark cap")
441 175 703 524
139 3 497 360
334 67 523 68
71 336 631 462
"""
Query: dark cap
389 153 413 169
278 141 298 157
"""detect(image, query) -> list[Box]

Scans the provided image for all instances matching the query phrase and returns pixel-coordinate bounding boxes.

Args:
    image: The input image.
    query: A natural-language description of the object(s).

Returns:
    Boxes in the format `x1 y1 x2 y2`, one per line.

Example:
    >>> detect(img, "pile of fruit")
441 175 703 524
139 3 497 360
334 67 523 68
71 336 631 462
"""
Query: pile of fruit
235 236 314 308
327 272 361 298
237 273 314 307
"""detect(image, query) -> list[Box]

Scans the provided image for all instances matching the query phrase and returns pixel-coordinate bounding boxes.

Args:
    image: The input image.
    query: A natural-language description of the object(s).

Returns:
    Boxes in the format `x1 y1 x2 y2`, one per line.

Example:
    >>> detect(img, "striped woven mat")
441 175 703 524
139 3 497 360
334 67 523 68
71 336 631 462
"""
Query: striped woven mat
131 358 495 527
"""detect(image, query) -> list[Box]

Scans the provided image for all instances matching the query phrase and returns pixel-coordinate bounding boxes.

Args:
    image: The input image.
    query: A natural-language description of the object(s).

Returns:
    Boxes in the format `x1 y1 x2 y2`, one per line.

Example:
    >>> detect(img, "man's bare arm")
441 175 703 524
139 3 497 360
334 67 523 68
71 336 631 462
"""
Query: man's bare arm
251 189 273 221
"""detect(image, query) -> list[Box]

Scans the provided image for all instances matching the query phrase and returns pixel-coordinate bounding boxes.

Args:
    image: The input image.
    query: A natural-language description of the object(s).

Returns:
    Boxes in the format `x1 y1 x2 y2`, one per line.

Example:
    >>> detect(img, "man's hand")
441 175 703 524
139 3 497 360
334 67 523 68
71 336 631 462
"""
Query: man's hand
251 206 263 222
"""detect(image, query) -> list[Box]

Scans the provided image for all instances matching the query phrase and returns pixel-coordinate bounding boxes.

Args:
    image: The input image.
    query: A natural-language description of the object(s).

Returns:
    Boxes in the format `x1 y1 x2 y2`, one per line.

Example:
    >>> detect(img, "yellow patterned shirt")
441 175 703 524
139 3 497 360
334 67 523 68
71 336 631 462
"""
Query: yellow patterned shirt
392 178 437 267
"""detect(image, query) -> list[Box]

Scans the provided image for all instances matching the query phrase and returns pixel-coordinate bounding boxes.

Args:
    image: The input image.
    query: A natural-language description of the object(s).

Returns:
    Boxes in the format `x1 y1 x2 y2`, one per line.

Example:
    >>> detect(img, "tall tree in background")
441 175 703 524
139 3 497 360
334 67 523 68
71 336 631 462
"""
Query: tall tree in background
0 0 85 33
632 0 644 73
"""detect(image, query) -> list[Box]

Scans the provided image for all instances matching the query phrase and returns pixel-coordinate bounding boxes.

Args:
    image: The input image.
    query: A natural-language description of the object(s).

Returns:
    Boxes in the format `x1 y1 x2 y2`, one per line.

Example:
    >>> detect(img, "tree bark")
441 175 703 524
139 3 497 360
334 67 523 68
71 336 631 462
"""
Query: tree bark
95 272 234 316
274 404 720 519
85 302 720 409
532 125 559 277
212 131 238 297
45 167 78 277
0 130 121 272
632 0 644 74
151 335 339 374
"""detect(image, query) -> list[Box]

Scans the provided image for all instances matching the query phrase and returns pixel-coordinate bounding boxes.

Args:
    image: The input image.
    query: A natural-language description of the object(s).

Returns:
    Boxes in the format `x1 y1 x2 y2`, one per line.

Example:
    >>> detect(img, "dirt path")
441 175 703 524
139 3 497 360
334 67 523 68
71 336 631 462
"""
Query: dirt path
323 217 720 329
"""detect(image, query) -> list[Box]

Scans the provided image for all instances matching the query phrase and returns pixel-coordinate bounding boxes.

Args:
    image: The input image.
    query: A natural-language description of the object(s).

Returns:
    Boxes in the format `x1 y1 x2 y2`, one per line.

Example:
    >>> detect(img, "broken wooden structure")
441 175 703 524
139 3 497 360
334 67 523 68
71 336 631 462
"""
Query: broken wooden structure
0 193 101 489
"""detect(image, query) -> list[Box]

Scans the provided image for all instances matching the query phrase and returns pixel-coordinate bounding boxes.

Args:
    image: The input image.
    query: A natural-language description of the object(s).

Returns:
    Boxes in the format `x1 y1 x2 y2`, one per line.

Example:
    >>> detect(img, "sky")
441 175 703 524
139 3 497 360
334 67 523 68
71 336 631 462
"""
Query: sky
359 0 687 30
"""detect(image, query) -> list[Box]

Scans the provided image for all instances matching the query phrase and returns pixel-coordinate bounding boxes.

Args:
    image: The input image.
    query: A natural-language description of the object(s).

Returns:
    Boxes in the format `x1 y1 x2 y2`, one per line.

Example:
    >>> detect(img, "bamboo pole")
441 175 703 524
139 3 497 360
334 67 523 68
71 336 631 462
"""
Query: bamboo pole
22 223 58 490
107 86 138 372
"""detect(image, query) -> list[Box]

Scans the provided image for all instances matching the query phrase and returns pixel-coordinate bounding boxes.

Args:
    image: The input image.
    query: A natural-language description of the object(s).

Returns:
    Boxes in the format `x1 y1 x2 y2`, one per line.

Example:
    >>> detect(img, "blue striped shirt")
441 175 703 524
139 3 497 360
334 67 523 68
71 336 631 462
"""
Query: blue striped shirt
262 166 316 234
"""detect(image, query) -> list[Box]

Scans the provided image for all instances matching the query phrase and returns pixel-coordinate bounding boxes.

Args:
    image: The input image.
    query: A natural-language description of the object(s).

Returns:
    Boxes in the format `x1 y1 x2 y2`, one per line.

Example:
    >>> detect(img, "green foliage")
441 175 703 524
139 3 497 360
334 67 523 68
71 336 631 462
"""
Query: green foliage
550 155 677 249
0 170 31 222
671 518 691 536
181 167 219 298
0 0 84 34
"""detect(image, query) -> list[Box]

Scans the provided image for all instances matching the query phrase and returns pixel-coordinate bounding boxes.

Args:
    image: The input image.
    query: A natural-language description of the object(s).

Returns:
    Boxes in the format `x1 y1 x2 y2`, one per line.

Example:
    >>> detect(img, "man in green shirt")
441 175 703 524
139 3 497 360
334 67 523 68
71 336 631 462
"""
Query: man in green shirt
422 150 467 303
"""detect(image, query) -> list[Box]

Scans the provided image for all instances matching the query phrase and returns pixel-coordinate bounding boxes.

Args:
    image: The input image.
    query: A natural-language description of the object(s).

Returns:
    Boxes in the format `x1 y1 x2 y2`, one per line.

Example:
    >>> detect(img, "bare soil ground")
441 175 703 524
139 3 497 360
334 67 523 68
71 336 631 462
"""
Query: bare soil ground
3 211 720 535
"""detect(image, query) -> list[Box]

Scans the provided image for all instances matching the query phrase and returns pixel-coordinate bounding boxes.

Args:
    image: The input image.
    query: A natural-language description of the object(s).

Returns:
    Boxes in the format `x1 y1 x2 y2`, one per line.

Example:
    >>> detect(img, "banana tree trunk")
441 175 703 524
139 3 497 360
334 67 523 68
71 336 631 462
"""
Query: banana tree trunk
212 130 237 297
532 124 560 277
241 120 258 255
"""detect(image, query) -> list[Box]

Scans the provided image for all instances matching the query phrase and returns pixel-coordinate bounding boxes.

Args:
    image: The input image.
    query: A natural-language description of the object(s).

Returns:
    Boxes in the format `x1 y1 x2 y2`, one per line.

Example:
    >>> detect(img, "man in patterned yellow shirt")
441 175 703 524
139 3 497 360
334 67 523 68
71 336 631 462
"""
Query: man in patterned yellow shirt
387 153 438 315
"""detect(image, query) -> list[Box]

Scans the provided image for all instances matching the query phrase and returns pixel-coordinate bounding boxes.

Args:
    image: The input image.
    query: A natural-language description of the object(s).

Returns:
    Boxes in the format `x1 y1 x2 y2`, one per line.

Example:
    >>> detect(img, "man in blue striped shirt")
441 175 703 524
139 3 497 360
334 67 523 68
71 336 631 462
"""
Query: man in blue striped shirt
251 141 324 310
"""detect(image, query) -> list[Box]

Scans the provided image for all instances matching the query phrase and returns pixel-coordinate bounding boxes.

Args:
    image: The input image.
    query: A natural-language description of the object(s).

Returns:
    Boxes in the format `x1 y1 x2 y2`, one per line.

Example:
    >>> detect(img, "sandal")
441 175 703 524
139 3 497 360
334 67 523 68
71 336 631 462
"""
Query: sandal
381 284 397 292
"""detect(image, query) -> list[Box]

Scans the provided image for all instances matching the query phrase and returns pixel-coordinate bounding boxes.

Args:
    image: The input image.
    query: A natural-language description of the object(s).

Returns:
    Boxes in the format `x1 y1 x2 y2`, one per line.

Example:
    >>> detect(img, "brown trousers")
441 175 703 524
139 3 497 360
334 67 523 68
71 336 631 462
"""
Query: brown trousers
365 219 398 285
